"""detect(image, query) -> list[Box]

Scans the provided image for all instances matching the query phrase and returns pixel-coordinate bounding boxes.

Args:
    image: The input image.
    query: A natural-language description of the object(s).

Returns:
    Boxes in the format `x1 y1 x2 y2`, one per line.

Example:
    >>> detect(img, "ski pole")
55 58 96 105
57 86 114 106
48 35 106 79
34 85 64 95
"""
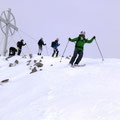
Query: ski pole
60 40 69 62
26 44 32 54
45 45 49 56
95 38 104 61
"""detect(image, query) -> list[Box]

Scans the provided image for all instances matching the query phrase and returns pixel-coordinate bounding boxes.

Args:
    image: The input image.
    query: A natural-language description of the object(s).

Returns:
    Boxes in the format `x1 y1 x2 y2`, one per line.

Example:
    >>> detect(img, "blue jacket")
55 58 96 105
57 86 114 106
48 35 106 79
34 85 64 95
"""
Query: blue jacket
53 42 60 49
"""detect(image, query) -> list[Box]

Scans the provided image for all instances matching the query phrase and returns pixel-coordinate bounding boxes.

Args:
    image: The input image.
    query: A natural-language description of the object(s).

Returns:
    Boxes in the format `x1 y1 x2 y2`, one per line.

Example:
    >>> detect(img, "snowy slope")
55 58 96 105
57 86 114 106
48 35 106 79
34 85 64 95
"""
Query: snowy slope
0 55 120 120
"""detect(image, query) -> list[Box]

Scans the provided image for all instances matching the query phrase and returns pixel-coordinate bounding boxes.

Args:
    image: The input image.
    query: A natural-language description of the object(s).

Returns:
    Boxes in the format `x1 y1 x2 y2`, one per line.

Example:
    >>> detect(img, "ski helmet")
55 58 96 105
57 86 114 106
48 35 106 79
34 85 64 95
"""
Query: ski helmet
80 31 85 35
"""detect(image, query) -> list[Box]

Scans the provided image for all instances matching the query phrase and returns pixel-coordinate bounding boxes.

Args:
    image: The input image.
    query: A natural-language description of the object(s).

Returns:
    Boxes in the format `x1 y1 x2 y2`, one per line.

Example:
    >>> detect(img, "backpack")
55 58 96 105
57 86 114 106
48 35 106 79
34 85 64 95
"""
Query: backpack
17 41 20 47
51 41 56 47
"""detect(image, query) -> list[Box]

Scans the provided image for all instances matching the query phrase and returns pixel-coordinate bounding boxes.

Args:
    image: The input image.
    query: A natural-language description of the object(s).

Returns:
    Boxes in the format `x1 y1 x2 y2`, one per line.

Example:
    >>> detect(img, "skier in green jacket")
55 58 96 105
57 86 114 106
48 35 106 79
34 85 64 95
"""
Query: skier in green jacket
69 31 95 67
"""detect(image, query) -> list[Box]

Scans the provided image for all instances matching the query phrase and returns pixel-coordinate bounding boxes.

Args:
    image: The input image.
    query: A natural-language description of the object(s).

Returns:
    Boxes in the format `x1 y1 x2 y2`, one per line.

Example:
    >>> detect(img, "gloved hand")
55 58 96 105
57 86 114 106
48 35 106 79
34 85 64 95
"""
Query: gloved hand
44 44 46 45
69 37 71 41
93 36 96 39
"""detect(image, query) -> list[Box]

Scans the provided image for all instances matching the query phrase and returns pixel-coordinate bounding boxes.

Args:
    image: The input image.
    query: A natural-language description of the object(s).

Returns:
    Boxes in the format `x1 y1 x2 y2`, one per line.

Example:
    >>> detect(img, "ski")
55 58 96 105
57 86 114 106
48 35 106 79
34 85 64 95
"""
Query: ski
75 64 86 67
69 64 86 68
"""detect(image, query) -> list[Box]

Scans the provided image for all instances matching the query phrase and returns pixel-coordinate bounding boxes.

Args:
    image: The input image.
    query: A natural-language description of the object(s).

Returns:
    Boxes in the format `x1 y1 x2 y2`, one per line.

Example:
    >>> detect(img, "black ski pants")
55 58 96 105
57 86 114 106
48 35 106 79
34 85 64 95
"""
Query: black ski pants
17 48 22 55
52 48 59 57
69 48 83 65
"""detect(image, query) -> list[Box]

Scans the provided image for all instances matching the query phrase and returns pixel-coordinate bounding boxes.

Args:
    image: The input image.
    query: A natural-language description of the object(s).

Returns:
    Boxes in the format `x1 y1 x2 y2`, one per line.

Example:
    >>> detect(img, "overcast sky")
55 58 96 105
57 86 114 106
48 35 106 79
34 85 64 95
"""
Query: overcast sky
0 0 120 58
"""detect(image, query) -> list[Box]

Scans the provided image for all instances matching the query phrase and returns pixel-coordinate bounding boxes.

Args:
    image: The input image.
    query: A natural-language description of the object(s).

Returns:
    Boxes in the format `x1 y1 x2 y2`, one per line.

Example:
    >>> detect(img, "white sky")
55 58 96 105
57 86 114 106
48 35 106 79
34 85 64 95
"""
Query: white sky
0 0 120 58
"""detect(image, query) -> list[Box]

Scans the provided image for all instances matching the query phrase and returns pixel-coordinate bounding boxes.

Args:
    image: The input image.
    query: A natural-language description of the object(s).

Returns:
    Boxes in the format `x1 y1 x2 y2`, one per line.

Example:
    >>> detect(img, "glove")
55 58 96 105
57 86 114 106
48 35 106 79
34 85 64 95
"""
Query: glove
69 37 71 41
44 44 46 45
93 36 96 39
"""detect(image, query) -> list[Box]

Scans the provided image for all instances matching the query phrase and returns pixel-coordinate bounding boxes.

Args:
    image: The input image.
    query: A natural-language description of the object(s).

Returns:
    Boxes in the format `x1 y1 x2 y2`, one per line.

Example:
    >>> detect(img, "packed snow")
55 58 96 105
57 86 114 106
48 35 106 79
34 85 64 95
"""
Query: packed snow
0 55 120 120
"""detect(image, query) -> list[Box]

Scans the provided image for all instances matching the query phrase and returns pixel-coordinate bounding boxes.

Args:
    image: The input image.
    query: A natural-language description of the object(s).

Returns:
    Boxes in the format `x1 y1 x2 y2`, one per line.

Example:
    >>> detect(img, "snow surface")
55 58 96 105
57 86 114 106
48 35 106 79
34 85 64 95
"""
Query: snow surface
0 55 120 120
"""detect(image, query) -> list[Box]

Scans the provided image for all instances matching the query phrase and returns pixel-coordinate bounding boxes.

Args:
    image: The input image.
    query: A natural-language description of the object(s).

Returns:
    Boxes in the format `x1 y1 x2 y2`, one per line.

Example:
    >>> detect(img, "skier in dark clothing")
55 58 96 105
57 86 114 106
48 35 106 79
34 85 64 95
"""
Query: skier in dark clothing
69 31 95 67
9 47 17 56
17 39 26 55
51 38 60 57
38 38 46 55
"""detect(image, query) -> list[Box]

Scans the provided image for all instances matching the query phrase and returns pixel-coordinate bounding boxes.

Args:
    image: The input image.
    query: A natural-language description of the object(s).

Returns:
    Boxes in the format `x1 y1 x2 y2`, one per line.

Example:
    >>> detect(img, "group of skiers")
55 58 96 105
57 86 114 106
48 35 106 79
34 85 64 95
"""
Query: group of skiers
9 38 60 57
9 39 27 56
37 37 60 57
9 31 96 67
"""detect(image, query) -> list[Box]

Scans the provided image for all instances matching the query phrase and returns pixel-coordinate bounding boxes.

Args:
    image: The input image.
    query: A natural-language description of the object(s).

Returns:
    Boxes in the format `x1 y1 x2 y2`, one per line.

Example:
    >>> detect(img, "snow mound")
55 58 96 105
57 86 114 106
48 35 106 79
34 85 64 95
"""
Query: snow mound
0 55 120 120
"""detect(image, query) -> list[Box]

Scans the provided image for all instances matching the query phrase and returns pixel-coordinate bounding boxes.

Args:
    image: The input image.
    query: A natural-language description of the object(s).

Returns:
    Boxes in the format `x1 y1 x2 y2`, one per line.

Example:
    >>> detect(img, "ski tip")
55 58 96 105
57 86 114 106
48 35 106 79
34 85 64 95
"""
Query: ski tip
74 64 86 67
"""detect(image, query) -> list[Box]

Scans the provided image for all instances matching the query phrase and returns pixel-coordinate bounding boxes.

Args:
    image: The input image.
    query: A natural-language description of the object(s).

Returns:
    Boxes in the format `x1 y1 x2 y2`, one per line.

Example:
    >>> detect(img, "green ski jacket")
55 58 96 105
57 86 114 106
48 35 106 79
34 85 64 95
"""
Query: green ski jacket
69 36 95 51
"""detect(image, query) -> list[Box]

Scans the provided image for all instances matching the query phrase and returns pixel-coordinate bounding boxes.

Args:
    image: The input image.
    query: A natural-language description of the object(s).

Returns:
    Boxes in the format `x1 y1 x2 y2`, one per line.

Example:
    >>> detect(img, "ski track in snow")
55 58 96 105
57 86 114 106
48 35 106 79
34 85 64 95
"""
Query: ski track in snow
0 55 120 120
